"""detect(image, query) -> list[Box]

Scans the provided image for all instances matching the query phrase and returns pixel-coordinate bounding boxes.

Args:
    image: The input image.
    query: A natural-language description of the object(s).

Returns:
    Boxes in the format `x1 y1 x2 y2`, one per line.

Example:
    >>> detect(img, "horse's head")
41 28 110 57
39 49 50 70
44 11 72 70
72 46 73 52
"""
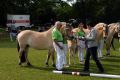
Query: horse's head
115 22 120 33
60 22 73 39
94 23 108 38
94 23 108 42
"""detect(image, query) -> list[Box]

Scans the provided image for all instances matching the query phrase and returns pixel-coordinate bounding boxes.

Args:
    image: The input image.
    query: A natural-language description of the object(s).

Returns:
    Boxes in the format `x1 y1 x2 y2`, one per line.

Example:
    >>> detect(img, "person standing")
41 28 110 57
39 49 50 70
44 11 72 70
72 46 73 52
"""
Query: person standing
61 23 72 67
76 22 86 64
82 24 104 73
52 21 64 70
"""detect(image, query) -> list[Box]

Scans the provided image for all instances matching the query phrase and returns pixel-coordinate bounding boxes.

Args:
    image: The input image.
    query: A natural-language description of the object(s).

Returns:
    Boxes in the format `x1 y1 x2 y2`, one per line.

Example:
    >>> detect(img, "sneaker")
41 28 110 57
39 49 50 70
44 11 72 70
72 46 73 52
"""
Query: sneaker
55 68 63 71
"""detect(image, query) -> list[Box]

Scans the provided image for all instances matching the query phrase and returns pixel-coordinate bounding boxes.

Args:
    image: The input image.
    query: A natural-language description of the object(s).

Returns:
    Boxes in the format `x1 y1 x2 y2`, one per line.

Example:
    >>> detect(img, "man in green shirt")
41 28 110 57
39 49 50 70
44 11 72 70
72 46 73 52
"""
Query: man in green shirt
61 22 70 67
76 22 85 64
52 21 64 70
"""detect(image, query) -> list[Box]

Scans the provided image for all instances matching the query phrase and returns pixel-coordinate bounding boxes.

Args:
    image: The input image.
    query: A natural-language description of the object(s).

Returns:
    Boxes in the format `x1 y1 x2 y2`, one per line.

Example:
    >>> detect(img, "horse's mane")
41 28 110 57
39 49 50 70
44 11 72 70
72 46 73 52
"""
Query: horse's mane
45 25 55 34
94 23 105 28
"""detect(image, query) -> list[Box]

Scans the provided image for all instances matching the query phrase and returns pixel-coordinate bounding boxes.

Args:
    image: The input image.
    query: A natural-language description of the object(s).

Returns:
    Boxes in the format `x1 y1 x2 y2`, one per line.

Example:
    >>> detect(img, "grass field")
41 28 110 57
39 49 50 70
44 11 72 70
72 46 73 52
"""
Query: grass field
0 36 120 80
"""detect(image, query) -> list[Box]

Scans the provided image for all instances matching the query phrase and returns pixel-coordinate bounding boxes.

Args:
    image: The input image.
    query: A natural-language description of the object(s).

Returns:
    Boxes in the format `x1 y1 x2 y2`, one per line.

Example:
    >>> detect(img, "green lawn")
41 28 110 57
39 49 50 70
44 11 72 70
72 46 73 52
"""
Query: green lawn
0 39 120 80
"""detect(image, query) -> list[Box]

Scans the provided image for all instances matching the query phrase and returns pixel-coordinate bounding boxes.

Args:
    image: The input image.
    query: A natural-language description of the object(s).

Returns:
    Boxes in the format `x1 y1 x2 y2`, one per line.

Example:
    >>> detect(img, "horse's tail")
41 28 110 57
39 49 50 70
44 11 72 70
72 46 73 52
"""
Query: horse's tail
17 41 20 52
17 40 26 63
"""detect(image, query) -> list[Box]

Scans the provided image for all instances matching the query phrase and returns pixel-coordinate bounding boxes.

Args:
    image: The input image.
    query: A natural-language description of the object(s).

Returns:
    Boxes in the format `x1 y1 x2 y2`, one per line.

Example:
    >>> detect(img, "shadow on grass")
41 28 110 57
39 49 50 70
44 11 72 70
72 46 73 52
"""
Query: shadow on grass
22 65 55 71
89 60 120 74
102 56 120 62
21 64 84 72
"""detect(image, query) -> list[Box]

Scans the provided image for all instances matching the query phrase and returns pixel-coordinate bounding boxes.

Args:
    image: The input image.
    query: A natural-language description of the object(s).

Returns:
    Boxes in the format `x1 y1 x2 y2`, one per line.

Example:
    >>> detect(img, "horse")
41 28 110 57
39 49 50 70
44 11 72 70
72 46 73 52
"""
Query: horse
17 22 72 66
105 22 120 55
68 23 107 64
17 26 54 66
109 32 120 50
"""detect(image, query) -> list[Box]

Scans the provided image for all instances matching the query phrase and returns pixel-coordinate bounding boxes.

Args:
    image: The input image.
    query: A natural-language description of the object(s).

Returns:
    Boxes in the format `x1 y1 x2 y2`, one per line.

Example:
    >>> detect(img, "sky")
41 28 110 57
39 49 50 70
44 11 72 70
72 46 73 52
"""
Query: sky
62 0 76 6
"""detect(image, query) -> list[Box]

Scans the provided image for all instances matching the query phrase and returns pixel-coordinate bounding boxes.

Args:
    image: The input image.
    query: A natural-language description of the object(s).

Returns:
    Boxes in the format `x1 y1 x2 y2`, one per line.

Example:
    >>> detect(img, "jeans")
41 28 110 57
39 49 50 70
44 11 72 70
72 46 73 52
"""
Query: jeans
83 46 104 72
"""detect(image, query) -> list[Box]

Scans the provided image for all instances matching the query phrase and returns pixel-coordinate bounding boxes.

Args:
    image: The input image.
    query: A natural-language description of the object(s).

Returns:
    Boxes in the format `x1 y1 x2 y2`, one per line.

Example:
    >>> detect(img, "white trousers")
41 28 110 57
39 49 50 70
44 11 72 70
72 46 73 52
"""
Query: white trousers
53 42 64 70
97 39 104 58
63 44 68 65
78 47 84 62
77 40 85 62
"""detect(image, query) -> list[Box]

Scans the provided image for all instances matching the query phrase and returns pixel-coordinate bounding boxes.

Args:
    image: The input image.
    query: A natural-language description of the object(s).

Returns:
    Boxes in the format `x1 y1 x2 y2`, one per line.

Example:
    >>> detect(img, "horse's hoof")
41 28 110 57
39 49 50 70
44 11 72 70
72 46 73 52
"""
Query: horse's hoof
52 64 56 67
27 62 32 66
106 54 110 56
45 62 49 66
19 62 22 65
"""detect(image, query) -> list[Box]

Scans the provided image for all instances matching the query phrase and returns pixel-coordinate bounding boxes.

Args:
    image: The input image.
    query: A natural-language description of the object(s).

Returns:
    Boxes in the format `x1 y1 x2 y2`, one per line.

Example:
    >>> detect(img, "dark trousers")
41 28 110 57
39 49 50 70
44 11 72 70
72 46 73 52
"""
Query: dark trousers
83 46 104 72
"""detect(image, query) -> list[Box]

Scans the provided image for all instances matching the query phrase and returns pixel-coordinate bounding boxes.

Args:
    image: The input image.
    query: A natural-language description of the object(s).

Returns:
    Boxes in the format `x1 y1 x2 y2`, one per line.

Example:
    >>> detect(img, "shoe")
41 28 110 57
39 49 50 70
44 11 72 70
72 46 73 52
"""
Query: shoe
83 69 89 73
52 64 56 67
98 70 104 73
55 68 63 71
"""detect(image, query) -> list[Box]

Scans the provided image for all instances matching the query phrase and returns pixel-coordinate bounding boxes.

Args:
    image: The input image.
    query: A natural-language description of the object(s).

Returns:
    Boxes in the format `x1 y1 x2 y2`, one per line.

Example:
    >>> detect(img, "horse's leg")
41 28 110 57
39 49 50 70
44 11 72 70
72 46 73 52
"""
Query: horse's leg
51 48 55 67
45 49 51 66
75 45 78 54
45 48 55 67
17 41 26 65
68 48 71 65
116 37 120 51
69 48 76 65
73 47 76 64
18 48 26 65
111 38 115 50
118 38 120 43
24 45 32 66
106 48 110 56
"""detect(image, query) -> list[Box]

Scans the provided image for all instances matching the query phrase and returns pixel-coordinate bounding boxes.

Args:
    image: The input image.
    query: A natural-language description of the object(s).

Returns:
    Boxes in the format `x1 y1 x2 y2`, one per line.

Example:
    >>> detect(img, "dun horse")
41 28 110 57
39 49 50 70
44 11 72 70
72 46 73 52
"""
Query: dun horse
105 22 120 55
17 22 71 66
17 26 55 66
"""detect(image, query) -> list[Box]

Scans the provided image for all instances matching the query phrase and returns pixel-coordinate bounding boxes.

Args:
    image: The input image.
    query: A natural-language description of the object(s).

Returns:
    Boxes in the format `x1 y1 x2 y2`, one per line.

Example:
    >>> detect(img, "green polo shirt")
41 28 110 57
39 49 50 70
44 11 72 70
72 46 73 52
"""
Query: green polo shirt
52 27 63 41
63 35 67 44
76 30 85 37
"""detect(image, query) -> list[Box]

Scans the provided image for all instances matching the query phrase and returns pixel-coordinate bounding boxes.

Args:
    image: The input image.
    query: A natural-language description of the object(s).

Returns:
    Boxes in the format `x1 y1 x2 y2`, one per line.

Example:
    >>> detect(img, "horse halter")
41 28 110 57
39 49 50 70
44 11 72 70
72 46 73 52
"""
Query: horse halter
116 22 120 32
104 24 109 37
112 23 120 33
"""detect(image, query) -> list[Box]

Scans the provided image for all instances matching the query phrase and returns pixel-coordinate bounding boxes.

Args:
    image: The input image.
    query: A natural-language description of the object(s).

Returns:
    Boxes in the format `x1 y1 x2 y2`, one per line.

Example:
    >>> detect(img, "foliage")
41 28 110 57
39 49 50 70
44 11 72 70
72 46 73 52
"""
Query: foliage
0 0 120 26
